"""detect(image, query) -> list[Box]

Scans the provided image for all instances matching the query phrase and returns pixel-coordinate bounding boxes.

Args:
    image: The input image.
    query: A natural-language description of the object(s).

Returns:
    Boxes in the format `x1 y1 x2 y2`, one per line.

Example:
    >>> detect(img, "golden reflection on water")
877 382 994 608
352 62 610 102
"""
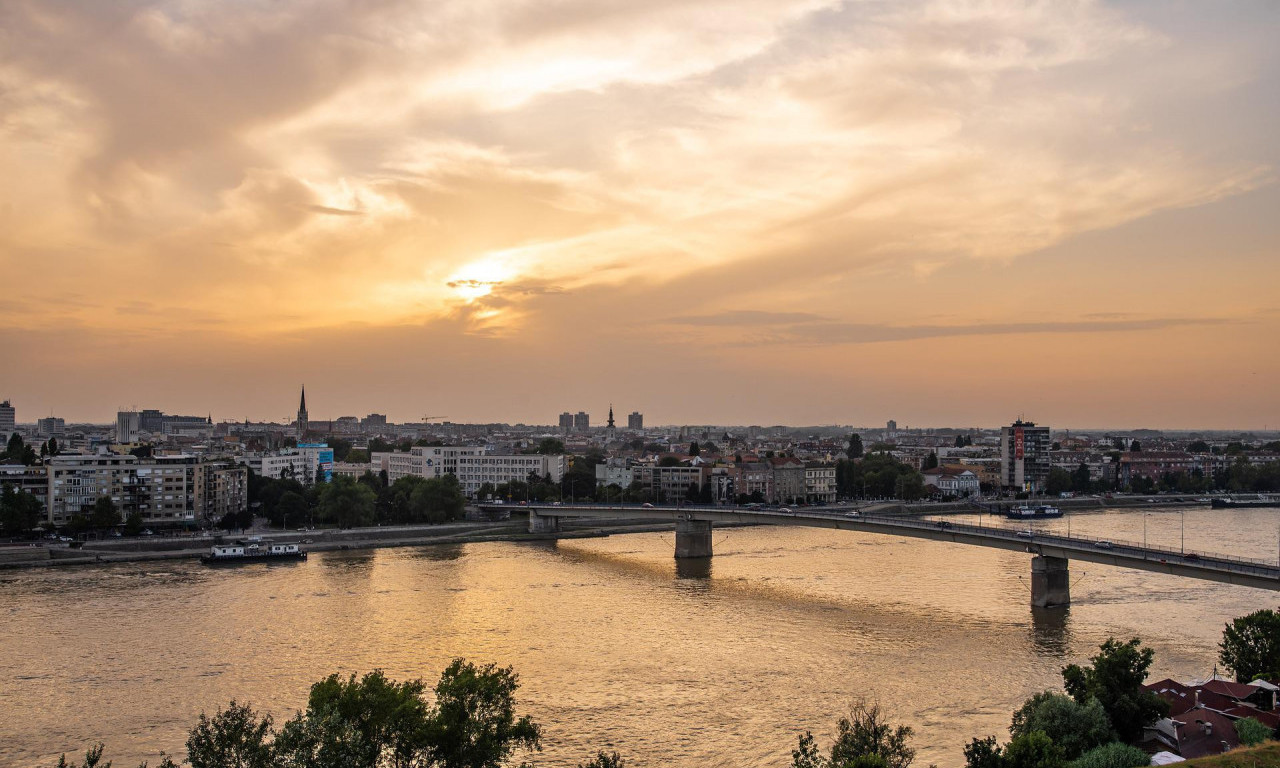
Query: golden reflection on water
1 506 1276 768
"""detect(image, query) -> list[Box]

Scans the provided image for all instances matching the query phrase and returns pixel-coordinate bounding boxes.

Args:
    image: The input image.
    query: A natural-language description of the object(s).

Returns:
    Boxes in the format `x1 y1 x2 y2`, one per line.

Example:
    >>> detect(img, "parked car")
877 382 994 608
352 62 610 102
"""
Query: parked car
1094 540 1114 550
1184 553 1200 561
779 507 793 513
1016 530 1034 539
642 502 654 508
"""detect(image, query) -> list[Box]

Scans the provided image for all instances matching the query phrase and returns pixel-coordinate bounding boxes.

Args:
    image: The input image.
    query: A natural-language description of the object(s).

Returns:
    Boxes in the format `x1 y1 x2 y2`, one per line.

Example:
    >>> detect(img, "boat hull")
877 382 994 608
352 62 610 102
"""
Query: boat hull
1211 498 1280 509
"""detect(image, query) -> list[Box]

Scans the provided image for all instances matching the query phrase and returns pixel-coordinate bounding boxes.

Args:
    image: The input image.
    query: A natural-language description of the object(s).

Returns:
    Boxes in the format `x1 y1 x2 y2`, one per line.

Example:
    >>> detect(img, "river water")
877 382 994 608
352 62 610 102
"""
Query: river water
3 505 1278 768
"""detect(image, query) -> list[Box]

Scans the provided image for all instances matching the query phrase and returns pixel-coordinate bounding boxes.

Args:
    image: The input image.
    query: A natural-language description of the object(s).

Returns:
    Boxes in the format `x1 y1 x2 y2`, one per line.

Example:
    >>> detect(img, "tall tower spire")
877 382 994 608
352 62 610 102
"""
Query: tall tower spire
607 404 615 428
297 385 309 439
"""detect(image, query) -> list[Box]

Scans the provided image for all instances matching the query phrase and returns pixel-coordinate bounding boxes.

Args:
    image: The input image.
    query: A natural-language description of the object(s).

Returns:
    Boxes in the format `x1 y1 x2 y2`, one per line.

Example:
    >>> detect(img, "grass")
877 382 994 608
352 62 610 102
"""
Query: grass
1182 742 1280 768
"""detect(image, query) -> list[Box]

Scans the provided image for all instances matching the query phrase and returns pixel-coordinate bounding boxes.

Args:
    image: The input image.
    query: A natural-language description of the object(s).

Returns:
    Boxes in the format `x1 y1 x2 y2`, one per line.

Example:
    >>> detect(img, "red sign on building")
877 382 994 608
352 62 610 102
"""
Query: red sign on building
1014 426 1025 460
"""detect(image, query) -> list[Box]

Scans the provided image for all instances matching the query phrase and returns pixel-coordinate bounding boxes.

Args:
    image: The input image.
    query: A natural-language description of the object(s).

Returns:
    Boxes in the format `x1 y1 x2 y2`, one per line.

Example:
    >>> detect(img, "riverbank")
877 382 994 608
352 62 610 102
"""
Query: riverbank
0 516 710 569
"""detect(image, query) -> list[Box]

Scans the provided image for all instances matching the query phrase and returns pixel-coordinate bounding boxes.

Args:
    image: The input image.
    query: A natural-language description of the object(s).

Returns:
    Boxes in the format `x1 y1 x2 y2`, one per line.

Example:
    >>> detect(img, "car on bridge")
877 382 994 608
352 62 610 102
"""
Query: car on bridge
1094 540 1114 549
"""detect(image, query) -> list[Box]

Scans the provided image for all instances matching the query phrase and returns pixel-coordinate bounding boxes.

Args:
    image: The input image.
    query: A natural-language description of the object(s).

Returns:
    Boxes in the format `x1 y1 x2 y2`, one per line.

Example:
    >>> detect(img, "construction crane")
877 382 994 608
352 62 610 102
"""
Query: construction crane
422 415 448 423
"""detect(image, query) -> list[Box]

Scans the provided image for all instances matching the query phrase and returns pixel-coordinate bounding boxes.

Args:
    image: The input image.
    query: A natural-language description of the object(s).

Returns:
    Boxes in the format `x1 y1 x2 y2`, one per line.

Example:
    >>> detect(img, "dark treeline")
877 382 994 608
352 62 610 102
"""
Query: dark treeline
248 470 467 530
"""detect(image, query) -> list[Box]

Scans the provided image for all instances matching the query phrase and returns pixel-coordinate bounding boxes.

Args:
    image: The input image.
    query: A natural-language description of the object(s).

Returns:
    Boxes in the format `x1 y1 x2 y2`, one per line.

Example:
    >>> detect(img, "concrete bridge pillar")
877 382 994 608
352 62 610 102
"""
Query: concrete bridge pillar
675 518 713 558
1031 555 1070 608
528 510 560 534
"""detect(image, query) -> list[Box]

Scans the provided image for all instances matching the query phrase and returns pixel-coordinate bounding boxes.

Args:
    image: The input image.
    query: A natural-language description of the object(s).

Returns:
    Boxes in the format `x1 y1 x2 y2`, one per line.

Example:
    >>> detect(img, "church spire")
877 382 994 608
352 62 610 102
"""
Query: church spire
607 404 615 428
299 385 307 413
297 385 309 439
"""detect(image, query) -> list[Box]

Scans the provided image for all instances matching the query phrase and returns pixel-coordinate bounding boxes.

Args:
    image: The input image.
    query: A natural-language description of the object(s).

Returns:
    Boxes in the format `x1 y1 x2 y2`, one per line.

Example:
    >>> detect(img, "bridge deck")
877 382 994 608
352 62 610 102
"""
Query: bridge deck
481 503 1280 591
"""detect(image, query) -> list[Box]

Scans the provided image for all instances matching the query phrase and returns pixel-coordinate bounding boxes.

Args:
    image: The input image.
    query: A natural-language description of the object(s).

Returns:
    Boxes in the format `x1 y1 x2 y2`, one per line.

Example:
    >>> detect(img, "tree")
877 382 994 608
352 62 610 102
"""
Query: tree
1129 441 1142 453
1220 609 1280 682
963 737 1003 768
1069 742 1150 768
1235 717 1271 747
48 436 60 456
317 475 376 529
828 702 916 768
689 441 701 457
91 496 121 530
123 512 144 537
187 701 276 768
4 432 23 461
847 434 864 459
658 456 683 468
536 438 565 455
1071 464 1093 494
922 453 938 471
0 484 44 535
1044 468 1072 497
1009 692 1111 760
277 492 308 529
1062 638 1167 743
1001 731 1063 768
54 743 179 768
425 659 542 768
578 752 626 768
1187 440 1211 453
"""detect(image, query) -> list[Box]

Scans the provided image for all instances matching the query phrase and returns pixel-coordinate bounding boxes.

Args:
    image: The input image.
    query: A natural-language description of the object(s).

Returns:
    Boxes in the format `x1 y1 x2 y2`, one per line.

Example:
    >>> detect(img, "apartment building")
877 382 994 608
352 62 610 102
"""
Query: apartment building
804 463 837 503
456 453 565 497
48 453 140 525
1000 420 1052 493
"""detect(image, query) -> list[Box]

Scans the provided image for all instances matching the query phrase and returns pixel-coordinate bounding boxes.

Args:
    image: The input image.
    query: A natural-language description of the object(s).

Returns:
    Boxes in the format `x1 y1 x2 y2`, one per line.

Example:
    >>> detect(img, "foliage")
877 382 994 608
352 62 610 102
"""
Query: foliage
1220 609 1280 682
0 483 44 535
1067 742 1149 768
317 475 376 528
187 701 276 768
847 433 864 458
963 736 1004 768
1061 638 1167 743
836 453 927 500
689 441 701 457
536 438 565 455
828 702 916 768
426 659 542 768
1187 440 1211 453
91 496 121 530
382 476 466 525
3 433 39 465
54 743 177 768
1009 692 1111 760
922 453 938 471
578 752 626 768
1045 468 1072 497
1235 717 1272 747
123 512 144 537
1002 731 1064 768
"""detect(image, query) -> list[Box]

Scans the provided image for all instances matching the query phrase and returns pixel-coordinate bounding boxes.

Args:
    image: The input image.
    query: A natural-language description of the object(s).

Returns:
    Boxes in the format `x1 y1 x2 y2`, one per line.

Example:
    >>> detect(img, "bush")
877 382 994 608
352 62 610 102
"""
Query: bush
1236 717 1273 747
1069 742 1149 768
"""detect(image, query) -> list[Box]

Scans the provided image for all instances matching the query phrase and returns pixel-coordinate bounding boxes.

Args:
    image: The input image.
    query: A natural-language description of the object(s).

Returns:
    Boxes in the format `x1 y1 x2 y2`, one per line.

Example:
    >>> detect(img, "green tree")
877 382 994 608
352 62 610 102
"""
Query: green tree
1187 440 1211 453
277 492 308 529
187 701 276 768
1071 464 1093 494
91 496 121 530
847 434 864 459
1129 441 1142 453
922 453 938 471
578 752 626 768
4 432 23 461
1045 468 1072 497
54 743 179 768
425 659 542 768
963 736 1004 768
1068 742 1149 768
827 702 916 768
1009 692 1111 760
0 484 44 535
1002 731 1063 768
277 670 431 768
1235 716 1271 746
1061 638 1167 743
1220 609 1280 682
123 512 144 537
317 475 376 529
536 438 565 455
689 441 701 457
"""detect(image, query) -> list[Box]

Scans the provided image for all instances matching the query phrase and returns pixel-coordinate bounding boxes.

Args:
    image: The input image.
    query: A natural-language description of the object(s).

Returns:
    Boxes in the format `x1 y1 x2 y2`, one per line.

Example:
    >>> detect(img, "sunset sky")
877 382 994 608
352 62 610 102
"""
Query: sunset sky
1 0 1277 429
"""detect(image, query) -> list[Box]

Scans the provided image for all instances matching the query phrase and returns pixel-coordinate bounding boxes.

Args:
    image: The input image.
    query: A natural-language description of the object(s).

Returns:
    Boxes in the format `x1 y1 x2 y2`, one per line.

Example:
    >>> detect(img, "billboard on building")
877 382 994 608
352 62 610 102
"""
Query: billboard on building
1014 427 1025 460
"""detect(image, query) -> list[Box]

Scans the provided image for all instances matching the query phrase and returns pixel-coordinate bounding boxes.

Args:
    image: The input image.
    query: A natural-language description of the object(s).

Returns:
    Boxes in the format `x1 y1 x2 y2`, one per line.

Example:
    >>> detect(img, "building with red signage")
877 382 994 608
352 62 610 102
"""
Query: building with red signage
1000 419 1051 493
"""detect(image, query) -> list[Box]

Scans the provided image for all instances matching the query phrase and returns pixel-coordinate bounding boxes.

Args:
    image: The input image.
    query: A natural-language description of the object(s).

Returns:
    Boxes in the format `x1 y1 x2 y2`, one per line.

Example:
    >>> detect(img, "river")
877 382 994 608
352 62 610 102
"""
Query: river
2 505 1278 768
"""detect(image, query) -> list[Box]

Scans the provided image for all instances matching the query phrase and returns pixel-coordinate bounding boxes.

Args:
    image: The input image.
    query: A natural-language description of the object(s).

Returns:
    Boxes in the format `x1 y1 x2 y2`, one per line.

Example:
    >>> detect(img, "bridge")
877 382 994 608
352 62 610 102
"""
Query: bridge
477 502 1280 607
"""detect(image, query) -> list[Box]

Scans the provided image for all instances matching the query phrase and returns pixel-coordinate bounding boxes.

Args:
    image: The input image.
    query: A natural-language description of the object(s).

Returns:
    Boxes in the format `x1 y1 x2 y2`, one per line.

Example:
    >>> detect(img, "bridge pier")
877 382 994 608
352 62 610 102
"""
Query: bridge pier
675 518 713 558
528 510 560 534
1031 555 1070 608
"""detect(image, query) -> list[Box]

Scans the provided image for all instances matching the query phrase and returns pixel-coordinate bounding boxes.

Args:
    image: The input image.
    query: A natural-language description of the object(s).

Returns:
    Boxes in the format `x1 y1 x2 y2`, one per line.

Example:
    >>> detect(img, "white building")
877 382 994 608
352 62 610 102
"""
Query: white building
116 411 140 444
922 466 982 498
374 445 565 497
804 464 837 503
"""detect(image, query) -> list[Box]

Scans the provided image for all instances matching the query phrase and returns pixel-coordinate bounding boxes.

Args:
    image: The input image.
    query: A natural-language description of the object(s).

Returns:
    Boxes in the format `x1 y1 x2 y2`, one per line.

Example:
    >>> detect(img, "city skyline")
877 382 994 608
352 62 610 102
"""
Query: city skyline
2 1 1279 428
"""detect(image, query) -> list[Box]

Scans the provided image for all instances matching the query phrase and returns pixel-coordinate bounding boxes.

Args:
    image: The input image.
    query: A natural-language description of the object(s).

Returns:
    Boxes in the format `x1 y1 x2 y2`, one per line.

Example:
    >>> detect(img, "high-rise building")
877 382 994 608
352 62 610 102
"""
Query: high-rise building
628 411 643 430
573 411 590 431
886 420 898 435
116 411 140 443
1000 419 1052 493
558 412 573 433
138 409 209 434
37 417 66 436
0 400 15 436
48 453 140 525
361 413 388 431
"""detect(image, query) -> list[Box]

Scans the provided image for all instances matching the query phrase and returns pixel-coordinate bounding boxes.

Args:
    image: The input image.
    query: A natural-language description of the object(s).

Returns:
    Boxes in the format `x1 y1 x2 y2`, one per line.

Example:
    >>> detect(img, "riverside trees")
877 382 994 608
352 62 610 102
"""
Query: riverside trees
1219 608 1280 682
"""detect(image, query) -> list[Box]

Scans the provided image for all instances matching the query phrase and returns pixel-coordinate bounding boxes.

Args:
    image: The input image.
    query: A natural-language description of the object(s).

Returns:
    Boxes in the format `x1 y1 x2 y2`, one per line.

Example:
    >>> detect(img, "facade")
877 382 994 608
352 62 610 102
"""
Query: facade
456 453 565 497
37 417 67 436
573 411 590 431
771 457 807 504
733 462 774 502
921 466 982 498
999 420 1051 493
628 411 643 430
0 400 14 436
361 413 387 430
137 410 209 434
48 453 140 525
241 450 319 485
197 460 248 523
558 412 573 433
135 455 199 524
804 463 837 503
595 459 635 489
116 411 140 444
632 464 706 504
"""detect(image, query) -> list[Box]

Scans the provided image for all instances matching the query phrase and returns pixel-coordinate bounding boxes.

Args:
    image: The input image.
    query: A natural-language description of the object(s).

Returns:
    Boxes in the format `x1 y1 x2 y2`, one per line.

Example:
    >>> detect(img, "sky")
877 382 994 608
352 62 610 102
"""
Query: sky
1 0 1278 430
